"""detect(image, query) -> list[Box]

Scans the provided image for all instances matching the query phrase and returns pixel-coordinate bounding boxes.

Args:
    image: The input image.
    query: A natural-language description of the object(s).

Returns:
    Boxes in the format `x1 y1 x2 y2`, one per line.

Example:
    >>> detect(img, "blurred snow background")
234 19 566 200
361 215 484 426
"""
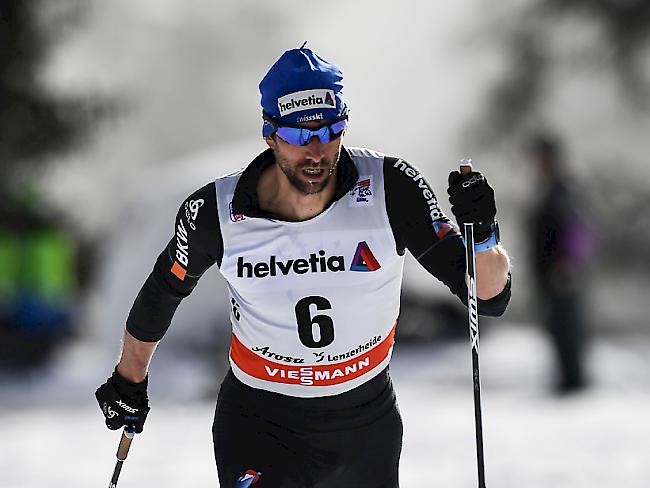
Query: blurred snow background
1 0 649 487
2 325 649 487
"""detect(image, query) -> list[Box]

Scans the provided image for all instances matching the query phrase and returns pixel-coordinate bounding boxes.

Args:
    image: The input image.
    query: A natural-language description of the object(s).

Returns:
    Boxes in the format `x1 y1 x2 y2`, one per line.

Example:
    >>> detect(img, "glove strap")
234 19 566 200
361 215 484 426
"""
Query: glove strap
463 221 500 253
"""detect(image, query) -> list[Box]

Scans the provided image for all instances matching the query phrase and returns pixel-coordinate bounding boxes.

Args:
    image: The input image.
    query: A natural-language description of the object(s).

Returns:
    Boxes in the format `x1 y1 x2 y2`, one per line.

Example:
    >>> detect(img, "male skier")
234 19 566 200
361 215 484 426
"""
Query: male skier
96 46 511 488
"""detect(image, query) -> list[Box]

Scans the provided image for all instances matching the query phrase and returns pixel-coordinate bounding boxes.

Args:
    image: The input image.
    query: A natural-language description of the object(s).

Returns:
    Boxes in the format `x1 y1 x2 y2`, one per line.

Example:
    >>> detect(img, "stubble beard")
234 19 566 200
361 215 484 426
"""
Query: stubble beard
278 150 341 196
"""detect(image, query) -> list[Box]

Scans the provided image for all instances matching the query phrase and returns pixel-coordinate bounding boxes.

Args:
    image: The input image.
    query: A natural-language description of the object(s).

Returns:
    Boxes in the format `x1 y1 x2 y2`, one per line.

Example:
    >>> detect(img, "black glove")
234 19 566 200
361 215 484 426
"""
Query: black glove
447 170 497 242
95 368 150 433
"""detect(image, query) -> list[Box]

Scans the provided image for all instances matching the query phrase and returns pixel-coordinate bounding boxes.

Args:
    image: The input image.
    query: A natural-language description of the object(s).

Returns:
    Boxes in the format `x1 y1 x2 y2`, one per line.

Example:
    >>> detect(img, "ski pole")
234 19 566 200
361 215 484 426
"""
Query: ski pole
460 159 487 488
108 426 135 488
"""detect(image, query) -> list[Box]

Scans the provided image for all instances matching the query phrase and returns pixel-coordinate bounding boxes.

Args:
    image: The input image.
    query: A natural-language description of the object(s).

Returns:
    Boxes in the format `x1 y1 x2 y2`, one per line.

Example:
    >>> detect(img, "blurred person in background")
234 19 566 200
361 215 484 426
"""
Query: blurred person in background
0 186 78 370
527 133 596 395
96 46 512 488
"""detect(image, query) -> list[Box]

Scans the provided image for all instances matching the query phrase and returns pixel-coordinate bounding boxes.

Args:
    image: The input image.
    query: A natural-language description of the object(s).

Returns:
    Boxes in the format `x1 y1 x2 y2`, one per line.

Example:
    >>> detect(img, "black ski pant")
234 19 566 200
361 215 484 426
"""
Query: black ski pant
213 368 402 488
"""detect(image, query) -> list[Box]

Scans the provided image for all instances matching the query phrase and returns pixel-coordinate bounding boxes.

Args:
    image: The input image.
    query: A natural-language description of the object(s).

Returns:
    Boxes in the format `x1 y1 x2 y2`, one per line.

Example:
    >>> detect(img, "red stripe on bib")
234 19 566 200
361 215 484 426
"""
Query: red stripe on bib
230 324 396 387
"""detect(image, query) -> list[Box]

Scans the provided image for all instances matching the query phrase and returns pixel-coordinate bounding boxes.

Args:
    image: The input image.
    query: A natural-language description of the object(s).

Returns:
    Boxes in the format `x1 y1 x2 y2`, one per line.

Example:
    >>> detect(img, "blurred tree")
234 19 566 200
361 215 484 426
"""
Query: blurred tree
544 0 650 91
0 0 102 188
475 0 650 145
0 0 103 369
471 0 650 282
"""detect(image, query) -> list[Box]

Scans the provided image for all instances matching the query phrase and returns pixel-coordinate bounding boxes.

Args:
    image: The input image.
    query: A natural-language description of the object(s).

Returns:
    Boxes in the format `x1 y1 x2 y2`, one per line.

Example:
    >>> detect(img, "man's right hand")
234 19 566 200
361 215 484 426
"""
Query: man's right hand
95 368 150 433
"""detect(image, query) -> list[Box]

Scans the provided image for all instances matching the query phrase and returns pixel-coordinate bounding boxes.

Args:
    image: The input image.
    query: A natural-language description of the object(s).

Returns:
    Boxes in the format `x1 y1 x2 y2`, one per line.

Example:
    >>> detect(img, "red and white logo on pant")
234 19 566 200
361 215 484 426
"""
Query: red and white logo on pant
235 469 261 488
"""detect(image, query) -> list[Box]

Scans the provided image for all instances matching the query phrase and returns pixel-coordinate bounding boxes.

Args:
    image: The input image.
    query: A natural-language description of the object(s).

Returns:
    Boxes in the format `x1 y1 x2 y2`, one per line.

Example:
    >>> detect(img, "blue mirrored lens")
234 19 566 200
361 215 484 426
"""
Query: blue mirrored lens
276 127 328 145
275 120 347 146
330 120 347 134
275 127 302 145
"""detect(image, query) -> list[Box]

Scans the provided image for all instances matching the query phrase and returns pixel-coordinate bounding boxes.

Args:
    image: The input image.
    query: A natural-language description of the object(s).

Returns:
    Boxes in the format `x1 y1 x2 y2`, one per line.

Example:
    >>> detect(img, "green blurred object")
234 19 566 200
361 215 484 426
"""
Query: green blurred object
0 226 76 304
21 230 76 303
0 231 21 299
0 194 78 369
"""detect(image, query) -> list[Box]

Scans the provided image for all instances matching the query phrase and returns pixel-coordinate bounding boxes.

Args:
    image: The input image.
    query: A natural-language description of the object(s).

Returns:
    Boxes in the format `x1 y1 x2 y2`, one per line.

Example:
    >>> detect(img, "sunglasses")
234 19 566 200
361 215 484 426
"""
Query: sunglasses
264 115 348 146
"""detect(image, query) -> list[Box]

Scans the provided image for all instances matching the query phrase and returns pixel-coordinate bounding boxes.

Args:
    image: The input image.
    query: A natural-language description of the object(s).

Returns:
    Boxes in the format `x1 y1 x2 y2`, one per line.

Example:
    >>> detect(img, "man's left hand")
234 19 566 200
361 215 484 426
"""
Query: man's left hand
447 170 497 242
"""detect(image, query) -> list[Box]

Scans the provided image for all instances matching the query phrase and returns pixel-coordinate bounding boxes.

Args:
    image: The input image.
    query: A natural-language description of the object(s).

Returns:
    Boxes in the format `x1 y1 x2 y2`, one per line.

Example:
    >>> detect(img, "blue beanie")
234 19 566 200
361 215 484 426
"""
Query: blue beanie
260 47 346 135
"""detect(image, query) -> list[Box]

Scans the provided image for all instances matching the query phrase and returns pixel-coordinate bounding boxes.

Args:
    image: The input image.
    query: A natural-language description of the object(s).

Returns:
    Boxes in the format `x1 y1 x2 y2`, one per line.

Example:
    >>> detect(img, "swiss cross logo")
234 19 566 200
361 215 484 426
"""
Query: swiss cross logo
350 241 381 272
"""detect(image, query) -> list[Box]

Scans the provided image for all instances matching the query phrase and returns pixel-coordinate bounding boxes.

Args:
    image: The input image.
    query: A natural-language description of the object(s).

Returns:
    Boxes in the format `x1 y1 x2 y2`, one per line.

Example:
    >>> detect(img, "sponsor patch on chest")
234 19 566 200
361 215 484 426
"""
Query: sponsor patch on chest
348 175 374 207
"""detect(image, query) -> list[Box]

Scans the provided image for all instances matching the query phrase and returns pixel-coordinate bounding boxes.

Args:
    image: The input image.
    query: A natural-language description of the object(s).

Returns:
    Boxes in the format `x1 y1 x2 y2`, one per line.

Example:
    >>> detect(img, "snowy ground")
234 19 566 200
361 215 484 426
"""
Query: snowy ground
1 324 648 488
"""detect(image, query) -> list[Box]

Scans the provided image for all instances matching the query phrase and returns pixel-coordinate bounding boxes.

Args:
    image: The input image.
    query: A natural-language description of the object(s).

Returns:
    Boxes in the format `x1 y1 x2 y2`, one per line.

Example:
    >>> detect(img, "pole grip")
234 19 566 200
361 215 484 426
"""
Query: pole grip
460 158 473 176
116 428 135 461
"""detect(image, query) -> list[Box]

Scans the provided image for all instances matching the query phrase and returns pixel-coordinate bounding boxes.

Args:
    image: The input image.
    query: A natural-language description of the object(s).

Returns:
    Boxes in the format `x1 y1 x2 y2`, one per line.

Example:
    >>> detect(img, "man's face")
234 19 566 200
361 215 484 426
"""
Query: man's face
265 120 345 195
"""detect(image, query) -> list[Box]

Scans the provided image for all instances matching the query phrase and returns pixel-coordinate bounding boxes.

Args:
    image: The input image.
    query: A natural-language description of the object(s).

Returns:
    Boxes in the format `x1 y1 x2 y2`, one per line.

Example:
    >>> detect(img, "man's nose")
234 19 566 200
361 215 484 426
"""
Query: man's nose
304 136 325 162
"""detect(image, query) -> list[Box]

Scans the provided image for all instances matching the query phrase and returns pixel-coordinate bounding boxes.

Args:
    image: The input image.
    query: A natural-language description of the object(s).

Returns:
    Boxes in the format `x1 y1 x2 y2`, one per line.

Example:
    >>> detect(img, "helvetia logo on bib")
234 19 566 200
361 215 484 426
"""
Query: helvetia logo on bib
236 242 381 278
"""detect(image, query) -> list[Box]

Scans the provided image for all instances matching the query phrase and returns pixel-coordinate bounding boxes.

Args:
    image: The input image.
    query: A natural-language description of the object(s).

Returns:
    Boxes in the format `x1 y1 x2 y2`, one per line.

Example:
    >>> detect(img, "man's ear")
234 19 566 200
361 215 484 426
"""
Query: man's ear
264 135 276 150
